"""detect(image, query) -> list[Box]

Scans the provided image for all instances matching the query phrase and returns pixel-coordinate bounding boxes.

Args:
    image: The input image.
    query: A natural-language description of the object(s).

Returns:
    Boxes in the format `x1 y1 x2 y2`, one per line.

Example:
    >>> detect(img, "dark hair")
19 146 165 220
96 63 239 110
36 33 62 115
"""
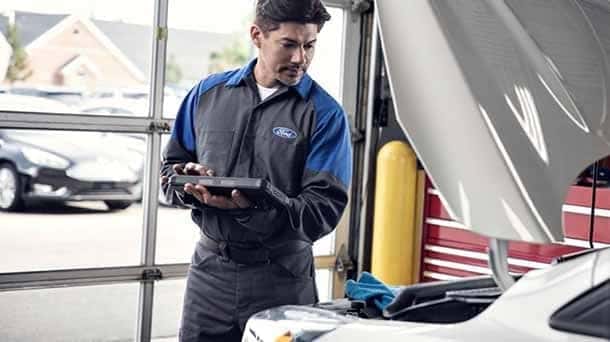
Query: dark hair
255 0 331 33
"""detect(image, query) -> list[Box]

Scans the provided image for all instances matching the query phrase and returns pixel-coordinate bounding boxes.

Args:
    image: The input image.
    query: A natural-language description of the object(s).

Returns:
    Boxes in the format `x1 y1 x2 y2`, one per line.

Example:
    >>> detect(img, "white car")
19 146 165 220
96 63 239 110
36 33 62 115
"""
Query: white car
243 0 610 341
245 248 609 341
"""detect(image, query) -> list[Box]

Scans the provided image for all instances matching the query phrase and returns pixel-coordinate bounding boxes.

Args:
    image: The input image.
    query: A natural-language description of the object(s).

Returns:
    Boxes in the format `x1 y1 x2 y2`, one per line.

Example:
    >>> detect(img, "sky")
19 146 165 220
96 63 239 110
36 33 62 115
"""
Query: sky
0 0 256 33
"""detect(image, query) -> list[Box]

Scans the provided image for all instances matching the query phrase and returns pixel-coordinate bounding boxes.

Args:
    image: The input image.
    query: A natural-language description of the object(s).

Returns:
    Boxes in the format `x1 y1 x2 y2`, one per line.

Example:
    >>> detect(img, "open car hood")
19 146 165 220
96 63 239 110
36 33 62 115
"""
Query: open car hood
377 0 610 243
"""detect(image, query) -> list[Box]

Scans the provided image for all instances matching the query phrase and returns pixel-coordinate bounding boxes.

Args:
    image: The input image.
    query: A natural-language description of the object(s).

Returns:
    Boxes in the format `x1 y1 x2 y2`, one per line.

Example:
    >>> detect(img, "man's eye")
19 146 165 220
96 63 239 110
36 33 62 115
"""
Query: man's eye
282 43 297 49
305 44 314 50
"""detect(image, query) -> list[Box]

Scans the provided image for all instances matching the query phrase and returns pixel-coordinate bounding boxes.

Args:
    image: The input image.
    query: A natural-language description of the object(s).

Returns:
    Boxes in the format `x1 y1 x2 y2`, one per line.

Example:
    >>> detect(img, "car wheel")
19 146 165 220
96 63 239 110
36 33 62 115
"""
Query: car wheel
0 162 24 211
104 200 133 211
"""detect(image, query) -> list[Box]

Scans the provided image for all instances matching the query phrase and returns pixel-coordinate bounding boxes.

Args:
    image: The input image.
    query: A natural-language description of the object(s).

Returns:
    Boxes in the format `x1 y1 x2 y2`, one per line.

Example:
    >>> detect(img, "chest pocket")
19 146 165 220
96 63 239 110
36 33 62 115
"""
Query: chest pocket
198 130 234 176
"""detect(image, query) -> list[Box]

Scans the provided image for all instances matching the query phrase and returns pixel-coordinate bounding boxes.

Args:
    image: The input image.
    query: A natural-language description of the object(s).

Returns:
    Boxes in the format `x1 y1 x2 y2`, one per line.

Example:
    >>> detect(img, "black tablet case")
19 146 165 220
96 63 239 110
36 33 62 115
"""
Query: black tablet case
168 175 290 209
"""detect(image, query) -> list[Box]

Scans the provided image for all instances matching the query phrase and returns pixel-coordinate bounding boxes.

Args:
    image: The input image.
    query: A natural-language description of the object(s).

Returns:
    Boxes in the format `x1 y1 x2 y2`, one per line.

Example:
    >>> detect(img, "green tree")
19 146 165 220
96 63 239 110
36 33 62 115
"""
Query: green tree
5 23 32 83
207 35 250 74
165 53 183 84
207 12 253 74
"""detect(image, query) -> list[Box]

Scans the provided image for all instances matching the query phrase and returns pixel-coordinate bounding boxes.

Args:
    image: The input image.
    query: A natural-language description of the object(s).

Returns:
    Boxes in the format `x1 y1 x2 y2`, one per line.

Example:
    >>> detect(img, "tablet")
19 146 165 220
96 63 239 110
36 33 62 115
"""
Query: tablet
168 175 290 208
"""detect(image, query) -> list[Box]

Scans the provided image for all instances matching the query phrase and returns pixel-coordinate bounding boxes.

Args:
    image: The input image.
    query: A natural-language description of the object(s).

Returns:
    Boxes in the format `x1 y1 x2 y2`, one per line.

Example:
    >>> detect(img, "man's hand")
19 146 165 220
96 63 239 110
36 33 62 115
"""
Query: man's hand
162 162 252 209
160 162 214 186
184 185 252 209
181 162 216 176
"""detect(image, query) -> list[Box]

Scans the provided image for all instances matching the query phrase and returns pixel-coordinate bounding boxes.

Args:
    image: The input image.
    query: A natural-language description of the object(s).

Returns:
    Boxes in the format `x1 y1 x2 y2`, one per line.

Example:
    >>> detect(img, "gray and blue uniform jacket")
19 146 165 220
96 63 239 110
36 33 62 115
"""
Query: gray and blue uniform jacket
161 59 352 248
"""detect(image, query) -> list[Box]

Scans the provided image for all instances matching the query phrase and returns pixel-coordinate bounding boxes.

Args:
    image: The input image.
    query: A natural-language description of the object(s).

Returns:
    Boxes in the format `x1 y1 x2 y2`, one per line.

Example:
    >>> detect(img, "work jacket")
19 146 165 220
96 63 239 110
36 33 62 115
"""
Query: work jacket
161 59 352 249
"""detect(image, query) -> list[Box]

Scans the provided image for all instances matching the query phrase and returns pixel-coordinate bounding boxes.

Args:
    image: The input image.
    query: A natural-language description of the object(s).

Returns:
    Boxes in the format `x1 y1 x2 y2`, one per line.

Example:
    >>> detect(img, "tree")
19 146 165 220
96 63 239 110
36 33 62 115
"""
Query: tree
207 35 250 74
165 53 183 84
5 23 32 83
207 12 253 75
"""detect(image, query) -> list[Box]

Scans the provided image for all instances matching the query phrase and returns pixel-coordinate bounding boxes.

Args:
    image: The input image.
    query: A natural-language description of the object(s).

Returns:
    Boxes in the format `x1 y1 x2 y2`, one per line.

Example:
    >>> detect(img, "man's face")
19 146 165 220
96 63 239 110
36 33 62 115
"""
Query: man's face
252 22 318 86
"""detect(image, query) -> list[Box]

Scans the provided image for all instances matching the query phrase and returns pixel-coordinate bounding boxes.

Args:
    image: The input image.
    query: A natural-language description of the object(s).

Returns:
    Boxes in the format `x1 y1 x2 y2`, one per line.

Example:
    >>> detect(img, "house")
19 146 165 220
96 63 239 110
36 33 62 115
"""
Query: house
0 11 233 90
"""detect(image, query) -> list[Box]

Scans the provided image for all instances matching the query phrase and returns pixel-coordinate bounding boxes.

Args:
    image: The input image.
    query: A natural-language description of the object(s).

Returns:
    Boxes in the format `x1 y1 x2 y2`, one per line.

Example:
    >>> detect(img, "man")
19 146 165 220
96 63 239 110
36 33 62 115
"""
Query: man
160 0 352 340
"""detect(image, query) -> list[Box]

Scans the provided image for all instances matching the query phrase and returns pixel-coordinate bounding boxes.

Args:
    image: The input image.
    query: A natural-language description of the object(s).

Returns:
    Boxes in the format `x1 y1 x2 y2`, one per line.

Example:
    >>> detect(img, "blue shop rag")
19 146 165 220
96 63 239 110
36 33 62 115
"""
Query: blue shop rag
344 272 402 310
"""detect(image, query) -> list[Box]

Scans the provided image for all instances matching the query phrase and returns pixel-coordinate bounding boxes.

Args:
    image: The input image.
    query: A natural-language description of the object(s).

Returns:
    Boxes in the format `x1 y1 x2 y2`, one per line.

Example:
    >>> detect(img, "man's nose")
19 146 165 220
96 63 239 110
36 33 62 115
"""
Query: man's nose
290 46 306 65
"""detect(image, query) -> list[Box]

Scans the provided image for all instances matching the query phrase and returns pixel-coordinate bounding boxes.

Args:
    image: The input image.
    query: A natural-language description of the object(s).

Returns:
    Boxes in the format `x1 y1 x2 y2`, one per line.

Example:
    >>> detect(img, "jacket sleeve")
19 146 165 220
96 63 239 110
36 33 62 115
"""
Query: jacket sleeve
160 83 200 207
234 108 353 243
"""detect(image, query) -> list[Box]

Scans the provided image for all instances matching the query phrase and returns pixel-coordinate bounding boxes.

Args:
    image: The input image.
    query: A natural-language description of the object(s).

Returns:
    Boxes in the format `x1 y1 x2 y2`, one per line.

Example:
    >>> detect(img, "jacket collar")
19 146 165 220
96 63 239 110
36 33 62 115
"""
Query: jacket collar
225 58 313 99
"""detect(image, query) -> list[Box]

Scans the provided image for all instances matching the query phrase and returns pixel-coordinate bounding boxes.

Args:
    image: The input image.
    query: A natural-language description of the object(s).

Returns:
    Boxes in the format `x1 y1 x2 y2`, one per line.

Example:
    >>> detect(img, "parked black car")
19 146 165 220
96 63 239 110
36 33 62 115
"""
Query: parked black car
0 129 145 211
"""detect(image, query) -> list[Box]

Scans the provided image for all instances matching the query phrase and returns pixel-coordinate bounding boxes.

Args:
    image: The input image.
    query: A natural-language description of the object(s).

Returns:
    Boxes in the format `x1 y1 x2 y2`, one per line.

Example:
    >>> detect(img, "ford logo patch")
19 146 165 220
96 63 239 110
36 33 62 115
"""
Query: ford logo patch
272 127 297 139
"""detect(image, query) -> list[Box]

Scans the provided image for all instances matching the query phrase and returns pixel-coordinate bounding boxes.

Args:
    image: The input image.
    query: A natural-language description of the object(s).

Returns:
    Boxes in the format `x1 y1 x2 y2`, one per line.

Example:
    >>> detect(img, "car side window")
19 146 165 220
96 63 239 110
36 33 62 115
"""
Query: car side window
549 279 610 340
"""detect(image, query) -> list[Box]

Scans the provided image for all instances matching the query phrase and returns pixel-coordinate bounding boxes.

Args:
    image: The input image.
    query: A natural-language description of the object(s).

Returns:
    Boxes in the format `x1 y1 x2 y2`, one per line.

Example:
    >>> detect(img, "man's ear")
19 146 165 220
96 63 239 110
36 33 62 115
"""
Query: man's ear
250 25 262 49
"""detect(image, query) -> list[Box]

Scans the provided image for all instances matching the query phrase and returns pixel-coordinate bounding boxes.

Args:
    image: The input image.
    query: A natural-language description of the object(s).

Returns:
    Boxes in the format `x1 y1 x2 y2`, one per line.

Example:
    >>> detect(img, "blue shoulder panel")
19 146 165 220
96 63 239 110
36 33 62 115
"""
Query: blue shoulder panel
306 83 353 188
170 70 239 152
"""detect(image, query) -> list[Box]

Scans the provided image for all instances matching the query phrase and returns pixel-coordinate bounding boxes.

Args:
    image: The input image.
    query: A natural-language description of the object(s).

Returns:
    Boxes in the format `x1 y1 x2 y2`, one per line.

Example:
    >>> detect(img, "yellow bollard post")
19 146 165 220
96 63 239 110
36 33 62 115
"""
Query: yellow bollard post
371 140 418 286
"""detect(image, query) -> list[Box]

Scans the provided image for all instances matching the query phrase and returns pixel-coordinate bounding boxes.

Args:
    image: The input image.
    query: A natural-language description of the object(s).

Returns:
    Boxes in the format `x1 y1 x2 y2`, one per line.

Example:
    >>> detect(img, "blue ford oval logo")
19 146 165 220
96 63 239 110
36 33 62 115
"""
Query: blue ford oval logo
272 127 297 139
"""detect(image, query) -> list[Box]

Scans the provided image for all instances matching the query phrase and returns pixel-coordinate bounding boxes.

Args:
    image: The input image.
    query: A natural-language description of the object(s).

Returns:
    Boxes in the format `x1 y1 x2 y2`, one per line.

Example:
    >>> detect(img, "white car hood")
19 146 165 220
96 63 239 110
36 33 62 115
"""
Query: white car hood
376 0 610 243
243 249 609 342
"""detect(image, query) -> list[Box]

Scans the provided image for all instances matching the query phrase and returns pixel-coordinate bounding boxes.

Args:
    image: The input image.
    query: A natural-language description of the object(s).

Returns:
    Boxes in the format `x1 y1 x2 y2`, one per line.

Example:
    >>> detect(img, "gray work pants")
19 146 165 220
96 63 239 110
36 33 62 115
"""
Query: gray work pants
178 240 318 342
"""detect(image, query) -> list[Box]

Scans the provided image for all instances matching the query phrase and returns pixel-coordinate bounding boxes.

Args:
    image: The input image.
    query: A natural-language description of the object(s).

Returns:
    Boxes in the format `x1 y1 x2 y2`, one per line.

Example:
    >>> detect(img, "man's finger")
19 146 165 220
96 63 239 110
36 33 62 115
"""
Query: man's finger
231 190 251 208
185 163 213 176
195 185 212 203
184 162 199 175
184 183 204 203
160 176 168 185
207 195 238 209
199 187 238 209
172 163 185 174
185 183 240 209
